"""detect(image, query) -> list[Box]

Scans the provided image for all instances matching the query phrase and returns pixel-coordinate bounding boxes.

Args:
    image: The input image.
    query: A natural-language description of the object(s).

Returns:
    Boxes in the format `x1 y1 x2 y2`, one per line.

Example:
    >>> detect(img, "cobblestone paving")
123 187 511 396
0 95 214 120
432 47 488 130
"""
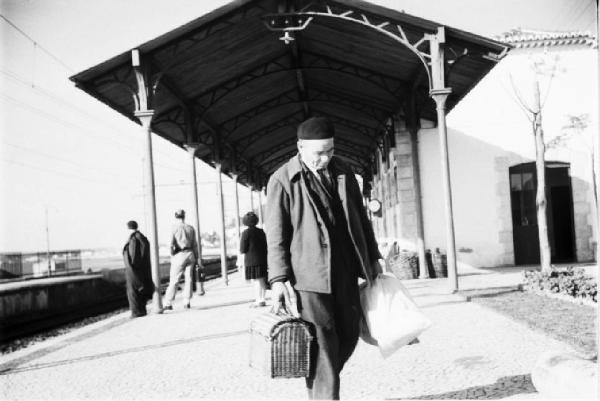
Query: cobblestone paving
0 272 576 400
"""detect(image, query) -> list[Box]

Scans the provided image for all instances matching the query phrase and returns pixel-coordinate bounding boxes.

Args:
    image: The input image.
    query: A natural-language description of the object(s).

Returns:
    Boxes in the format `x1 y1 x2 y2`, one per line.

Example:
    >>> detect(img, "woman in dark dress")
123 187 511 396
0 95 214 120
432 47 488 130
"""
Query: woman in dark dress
239 212 268 307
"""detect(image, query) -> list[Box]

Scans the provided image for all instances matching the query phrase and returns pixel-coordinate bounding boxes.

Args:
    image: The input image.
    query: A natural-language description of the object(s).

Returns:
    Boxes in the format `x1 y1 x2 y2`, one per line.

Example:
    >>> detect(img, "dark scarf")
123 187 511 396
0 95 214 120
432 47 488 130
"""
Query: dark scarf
300 161 338 230
300 158 360 281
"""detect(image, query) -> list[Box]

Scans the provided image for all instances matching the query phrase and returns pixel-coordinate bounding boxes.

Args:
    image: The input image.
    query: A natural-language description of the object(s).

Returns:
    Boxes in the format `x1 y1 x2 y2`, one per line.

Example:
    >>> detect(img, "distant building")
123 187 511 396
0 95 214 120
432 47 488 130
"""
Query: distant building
372 29 598 269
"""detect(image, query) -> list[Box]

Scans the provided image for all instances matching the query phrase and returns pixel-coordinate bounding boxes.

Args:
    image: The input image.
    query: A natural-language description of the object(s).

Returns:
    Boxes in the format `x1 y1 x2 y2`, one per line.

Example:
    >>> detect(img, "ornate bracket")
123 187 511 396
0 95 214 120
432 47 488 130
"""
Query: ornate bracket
262 3 506 93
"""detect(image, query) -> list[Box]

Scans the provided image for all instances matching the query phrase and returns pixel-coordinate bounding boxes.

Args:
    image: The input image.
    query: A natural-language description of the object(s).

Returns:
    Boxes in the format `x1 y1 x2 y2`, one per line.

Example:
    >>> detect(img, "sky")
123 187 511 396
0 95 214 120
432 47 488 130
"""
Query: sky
0 0 596 253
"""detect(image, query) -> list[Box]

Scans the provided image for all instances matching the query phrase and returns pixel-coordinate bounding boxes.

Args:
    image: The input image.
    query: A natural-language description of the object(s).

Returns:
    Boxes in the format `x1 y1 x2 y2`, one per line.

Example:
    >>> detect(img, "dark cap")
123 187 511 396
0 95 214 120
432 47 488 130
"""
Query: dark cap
175 209 185 219
297 117 334 140
127 220 138 230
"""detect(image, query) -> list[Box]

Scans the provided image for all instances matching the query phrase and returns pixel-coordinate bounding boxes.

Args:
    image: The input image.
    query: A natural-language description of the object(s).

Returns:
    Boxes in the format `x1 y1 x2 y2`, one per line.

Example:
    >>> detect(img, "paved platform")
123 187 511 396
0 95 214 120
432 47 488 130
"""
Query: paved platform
0 268 582 400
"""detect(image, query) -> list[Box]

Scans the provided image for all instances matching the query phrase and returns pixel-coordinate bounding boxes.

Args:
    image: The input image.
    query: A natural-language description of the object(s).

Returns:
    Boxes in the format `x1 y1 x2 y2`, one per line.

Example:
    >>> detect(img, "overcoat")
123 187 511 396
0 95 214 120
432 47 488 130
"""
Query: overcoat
122 231 154 304
265 154 381 293
239 226 268 267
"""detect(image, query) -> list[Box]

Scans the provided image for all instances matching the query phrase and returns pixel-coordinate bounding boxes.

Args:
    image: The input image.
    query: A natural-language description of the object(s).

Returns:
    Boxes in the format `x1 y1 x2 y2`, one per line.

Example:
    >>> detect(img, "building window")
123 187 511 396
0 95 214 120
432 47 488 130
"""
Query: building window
510 171 536 226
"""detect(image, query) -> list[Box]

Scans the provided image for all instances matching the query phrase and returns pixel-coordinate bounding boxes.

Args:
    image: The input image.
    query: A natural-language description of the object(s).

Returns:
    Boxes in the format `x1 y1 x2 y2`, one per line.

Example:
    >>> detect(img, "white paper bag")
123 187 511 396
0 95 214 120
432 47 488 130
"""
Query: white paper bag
359 273 432 358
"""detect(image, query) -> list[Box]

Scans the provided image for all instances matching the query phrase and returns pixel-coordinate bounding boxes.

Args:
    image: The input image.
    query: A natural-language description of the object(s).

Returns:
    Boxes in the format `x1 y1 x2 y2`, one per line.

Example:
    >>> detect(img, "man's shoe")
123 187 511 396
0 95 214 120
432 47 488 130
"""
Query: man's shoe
163 305 173 311
197 290 205 296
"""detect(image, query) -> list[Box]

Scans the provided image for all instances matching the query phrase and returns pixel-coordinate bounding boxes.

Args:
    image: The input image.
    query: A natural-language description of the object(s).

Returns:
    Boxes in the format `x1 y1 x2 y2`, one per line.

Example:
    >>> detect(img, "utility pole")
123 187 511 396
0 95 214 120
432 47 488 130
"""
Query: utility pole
595 3 600 398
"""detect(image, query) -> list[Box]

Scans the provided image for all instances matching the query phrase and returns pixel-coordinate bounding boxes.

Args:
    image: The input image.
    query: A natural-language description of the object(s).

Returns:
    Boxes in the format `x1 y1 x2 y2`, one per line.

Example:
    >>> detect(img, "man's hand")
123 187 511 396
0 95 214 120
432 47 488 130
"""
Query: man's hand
271 281 299 317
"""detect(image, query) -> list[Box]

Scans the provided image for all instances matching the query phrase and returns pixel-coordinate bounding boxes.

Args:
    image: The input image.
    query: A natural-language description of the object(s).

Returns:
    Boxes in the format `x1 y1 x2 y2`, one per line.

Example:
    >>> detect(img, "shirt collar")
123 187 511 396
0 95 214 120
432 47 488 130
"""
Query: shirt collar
288 153 338 181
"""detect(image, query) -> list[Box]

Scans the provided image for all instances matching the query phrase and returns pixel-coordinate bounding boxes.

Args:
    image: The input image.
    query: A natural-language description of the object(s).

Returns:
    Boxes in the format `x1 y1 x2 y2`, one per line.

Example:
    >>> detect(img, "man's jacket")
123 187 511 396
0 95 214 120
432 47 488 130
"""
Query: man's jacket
265 154 381 293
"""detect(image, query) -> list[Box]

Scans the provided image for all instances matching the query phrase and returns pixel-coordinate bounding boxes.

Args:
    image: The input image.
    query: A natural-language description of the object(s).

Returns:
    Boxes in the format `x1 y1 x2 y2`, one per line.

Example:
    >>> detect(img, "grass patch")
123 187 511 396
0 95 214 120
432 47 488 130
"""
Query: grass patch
469 290 597 355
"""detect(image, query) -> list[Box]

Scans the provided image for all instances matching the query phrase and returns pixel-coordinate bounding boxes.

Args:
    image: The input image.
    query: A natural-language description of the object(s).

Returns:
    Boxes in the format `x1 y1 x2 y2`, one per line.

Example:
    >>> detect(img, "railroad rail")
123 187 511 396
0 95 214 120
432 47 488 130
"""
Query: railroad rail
0 264 239 344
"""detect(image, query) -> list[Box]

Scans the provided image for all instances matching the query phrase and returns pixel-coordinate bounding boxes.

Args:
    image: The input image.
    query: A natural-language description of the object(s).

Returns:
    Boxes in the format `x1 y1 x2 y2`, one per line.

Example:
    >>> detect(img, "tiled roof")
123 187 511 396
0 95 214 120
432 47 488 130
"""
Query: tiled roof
496 28 596 48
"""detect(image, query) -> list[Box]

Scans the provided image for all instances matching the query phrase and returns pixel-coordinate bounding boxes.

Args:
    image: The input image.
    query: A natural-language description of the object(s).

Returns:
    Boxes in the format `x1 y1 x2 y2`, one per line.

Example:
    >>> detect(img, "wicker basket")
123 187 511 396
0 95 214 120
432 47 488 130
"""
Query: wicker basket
249 311 313 378
387 251 417 280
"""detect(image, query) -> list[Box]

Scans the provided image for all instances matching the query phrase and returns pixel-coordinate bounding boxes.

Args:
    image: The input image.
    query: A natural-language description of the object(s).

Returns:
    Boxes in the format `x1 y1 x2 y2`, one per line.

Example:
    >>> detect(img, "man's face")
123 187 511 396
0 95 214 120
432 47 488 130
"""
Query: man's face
298 138 334 170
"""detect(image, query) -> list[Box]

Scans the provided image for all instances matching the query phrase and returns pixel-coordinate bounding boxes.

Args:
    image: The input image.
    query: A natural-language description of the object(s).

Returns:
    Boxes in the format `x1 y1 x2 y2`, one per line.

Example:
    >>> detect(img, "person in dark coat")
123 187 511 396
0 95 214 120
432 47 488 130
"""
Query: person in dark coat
122 220 154 318
239 211 268 307
265 117 382 400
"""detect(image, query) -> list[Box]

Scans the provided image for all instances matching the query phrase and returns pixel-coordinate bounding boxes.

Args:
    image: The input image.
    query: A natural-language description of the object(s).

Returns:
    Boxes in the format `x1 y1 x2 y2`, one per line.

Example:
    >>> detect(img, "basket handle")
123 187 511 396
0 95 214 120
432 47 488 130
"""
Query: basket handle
270 302 296 317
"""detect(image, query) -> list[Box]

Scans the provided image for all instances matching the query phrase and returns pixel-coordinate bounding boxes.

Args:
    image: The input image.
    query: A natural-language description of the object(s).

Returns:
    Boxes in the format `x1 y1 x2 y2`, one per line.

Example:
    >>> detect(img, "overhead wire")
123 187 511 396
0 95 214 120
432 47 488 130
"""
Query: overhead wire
1 69 188 172
1 158 132 189
0 14 75 73
2 141 127 180
0 17 190 173
0 92 187 174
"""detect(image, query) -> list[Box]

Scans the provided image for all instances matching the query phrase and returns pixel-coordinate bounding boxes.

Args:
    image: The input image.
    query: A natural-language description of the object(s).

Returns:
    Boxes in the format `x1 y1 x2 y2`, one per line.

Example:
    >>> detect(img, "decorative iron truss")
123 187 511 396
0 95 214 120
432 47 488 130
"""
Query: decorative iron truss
313 110 379 145
92 65 136 102
152 104 188 138
306 87 392 122
263 2 434 89
263 2 506 91
233 110 305 148
187 49 408 119
151 2 270 72
217 85 391 141
236 108 379 160
221 88 299 138
299 50 408 103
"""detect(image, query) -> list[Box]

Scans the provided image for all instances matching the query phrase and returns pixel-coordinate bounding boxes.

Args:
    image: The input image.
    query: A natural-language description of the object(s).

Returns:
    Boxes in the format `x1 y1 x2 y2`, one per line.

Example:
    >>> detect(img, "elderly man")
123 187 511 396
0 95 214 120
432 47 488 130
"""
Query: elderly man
266 116 382 399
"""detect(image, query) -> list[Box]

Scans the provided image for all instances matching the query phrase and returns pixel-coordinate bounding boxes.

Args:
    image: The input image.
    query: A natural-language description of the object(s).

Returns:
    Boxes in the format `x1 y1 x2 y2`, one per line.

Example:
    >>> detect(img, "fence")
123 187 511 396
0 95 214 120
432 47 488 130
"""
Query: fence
0 250 83 279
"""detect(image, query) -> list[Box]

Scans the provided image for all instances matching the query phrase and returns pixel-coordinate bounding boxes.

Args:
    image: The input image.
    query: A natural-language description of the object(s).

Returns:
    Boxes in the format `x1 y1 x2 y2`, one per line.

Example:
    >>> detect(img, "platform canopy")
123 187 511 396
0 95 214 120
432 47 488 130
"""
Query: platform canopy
70 0 509 189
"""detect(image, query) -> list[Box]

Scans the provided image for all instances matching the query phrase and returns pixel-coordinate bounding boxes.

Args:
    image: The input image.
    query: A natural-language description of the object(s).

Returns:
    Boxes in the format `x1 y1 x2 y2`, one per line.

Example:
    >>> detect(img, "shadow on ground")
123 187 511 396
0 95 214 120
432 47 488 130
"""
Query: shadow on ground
389 374 536 399
0 329 247 375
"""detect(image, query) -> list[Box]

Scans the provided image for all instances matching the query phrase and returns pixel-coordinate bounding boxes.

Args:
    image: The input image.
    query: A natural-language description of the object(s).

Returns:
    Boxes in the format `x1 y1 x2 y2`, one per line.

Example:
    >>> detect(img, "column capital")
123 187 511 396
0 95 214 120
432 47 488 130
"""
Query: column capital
429 88 452 110
184 143 201 155
429 88 452 99
134 109 155 118
135 110 154 128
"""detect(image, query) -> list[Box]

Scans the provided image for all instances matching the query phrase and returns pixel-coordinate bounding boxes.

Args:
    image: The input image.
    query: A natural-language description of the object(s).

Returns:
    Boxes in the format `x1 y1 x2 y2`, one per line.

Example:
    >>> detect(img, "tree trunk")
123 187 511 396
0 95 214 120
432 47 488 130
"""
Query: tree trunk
533 80 552 273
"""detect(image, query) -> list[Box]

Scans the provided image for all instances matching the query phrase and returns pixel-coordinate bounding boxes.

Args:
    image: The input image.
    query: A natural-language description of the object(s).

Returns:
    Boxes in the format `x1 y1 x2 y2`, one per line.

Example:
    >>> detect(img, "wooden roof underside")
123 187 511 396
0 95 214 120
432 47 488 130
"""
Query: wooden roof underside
71 0 508 189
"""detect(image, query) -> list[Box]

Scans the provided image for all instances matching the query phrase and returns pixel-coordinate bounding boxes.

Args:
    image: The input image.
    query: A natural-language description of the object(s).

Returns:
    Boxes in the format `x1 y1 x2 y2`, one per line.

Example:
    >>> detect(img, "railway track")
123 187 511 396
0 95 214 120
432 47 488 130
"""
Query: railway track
0 265 239 346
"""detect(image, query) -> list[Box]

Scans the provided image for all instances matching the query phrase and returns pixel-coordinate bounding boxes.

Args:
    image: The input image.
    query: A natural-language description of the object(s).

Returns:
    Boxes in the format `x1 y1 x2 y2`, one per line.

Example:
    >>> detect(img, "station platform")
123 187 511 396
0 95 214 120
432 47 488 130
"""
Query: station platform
0 267 581 400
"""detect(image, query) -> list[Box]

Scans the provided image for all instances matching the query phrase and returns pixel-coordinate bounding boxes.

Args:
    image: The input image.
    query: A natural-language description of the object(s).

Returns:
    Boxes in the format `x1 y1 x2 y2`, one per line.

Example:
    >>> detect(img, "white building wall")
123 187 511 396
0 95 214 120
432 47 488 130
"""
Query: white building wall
418 44 597 268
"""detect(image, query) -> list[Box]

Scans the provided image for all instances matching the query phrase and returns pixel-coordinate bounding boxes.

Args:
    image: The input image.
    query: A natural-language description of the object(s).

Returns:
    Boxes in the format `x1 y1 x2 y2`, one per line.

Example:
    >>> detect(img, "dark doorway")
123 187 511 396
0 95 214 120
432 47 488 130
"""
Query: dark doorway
509 163 576 265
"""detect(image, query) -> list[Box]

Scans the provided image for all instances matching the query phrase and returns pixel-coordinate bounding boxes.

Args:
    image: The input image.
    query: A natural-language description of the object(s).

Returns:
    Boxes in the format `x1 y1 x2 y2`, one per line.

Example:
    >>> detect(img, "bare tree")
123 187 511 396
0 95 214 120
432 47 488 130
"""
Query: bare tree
508 55 562 273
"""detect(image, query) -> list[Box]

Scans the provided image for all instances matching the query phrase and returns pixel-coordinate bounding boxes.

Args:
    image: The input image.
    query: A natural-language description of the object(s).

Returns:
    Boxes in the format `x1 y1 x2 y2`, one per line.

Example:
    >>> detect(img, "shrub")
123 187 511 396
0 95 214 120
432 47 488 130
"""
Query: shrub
523 267 597 303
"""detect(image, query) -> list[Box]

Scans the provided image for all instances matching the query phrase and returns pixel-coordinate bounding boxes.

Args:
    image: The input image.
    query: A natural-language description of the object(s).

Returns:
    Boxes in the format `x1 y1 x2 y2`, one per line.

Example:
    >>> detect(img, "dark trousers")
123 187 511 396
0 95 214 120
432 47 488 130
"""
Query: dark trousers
296 260 360 400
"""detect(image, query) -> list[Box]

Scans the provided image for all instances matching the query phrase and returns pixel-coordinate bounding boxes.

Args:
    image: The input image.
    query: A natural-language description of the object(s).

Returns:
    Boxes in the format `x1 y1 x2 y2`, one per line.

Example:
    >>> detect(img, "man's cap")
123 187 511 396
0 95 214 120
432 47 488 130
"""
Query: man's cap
297 117 334 140
127 220 138 230
175 209 185 218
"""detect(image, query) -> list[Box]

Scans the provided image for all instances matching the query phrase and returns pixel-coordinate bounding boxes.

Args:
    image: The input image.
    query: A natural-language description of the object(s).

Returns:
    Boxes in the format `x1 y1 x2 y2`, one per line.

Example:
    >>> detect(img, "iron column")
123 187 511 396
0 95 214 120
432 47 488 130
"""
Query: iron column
185 144 205 295
215 161 228 285
136 110 164 312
